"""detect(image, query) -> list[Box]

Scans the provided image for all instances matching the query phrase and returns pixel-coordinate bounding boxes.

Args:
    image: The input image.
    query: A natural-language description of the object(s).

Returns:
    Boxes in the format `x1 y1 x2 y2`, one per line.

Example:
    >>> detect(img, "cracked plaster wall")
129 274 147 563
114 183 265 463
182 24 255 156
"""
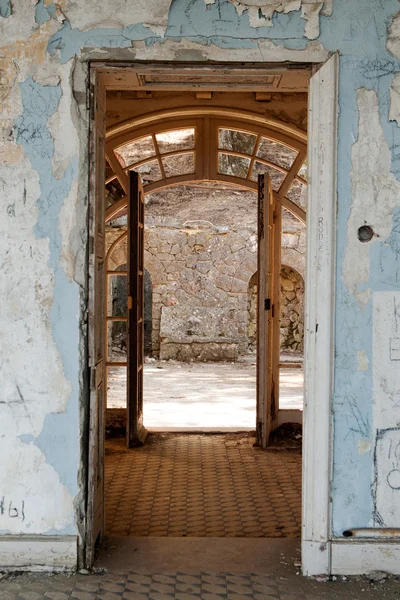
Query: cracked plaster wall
1 0 400 548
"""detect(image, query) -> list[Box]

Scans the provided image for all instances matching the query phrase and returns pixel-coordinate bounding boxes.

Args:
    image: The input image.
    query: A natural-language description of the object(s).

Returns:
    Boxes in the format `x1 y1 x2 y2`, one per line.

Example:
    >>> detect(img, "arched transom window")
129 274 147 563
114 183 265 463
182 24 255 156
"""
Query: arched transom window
105 109 307 224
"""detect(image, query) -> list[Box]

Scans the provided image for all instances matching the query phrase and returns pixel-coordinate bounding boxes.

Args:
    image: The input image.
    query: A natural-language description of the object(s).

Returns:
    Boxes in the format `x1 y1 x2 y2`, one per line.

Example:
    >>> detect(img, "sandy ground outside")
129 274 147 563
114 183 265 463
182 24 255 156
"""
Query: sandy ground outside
107 360 303 429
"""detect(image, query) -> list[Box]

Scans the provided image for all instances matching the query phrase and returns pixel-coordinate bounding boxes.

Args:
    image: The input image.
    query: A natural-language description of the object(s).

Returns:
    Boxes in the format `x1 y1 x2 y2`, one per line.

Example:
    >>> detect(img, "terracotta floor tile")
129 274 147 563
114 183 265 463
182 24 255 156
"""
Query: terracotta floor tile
105 434 301 538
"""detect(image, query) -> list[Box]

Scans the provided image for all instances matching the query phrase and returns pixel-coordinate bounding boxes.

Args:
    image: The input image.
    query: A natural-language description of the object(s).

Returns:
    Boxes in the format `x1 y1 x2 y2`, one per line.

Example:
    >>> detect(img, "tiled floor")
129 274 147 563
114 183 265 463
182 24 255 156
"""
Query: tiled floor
105 433 301 538
3 567 400 599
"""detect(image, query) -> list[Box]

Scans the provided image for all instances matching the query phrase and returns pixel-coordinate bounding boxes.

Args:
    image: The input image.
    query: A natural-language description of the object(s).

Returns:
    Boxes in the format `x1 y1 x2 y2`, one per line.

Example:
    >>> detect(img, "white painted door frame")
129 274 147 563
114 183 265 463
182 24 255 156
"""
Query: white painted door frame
302 53 338 576
86 56 339 575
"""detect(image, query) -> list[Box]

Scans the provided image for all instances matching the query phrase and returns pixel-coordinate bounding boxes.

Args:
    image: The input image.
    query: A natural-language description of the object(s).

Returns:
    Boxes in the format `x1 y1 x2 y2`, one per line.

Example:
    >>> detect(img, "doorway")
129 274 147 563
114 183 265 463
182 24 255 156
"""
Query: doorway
104 103 308 438
86 59 338 575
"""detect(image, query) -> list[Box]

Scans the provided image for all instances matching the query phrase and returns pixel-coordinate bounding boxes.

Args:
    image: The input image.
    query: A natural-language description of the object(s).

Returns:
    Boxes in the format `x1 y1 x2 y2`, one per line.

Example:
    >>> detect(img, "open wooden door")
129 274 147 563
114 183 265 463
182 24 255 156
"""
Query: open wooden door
127 171 148 447
86 72 106 567
256 174 277 448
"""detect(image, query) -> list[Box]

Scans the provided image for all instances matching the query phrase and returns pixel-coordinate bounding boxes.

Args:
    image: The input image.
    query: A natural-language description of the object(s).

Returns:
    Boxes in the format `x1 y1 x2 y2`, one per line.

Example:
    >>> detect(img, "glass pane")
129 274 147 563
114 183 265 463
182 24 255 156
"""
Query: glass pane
156 128 195 154
162 152 195 178
107 366 127 408
114 135 155 168
218 129 256 155
105 178 125 208
107 319 127 363
287 179 307 211
105 158 114 180
298 160 307 181
250 161 286 190
108 238 127 270
256 137 297 170
107 274 127 317
218 153 251 178
136 160 162 184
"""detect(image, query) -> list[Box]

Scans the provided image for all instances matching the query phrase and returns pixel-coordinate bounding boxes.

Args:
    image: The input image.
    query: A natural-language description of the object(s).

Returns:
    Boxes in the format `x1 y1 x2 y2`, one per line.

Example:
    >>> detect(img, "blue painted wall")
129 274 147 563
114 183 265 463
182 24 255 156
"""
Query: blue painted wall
13 78 79 535
5 0 400 538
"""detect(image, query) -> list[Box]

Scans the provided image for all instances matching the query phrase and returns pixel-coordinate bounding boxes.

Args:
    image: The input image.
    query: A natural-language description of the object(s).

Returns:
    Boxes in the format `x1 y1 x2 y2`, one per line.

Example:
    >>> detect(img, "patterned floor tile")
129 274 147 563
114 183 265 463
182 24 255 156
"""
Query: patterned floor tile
2 570 400 600
105 434 301 537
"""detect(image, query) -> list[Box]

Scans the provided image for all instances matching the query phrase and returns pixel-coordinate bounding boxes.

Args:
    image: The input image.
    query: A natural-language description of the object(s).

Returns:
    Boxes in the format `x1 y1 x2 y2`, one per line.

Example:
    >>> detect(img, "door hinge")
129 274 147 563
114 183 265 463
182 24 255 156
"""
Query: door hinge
87 83 95 120
128 296 133 310
265 298 271 311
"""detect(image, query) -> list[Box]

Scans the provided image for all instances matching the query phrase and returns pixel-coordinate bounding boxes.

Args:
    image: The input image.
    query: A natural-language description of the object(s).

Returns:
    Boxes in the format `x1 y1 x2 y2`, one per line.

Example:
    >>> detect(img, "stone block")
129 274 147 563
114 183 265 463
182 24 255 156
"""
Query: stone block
282 278 295 291
217 263 235 276
160 341 239 362
159 306 243 361
216 273 233 292
229 277 248 294
196 261 212 274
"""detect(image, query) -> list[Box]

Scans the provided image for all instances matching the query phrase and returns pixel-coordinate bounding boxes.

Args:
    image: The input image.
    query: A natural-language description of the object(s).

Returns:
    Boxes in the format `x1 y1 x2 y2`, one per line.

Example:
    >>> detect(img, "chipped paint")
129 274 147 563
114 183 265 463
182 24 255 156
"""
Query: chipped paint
387 11 400 60
357 350 369 372
389 73 400 126
343 89 400 310
358 440 372 456
0 0 11 18
0 74 79 536
60 0 174 37
208 0 327 39
35 0 57 26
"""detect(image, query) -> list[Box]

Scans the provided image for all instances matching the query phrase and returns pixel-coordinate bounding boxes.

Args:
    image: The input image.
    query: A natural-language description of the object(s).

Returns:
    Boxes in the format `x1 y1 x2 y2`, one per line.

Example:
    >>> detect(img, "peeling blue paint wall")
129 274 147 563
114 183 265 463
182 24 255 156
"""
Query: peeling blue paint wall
35 0 57 26
2 0 400 548
13 78 79 534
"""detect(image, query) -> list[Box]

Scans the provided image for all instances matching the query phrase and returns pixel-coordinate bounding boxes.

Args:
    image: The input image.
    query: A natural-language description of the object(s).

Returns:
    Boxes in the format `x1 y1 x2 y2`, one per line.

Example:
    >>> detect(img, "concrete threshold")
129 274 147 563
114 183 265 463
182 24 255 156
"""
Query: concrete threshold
95 537 301 574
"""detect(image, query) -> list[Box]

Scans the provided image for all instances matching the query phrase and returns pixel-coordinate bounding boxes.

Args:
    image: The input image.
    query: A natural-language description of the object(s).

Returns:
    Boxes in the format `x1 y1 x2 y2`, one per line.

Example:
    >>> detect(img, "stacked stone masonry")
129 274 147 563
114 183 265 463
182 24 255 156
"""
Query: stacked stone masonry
106 215 306 361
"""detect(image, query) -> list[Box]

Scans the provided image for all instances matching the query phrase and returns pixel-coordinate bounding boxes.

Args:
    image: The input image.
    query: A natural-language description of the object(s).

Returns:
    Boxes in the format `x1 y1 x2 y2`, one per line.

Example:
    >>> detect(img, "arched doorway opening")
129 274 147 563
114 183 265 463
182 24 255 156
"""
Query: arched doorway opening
104 114 307 427
101 95 308 547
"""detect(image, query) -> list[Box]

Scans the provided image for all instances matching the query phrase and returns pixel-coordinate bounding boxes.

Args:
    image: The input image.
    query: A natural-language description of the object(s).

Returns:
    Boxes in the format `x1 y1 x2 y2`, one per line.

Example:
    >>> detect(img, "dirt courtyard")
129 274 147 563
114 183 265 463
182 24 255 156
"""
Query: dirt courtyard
107 360 303 430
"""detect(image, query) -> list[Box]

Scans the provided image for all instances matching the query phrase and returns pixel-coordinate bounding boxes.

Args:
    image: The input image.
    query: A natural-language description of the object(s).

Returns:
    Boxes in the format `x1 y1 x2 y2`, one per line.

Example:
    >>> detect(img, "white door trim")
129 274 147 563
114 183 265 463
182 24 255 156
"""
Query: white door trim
87 57 338 576
302 53 339 576
0 535 78 572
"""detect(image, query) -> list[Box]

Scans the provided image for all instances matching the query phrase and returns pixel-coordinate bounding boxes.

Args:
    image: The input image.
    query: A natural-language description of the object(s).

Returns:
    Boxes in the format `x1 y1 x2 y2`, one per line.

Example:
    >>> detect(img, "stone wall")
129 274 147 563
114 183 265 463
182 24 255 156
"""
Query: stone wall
247 266 305 355
280 266 304 353
145 220 257 357
106 212 306 361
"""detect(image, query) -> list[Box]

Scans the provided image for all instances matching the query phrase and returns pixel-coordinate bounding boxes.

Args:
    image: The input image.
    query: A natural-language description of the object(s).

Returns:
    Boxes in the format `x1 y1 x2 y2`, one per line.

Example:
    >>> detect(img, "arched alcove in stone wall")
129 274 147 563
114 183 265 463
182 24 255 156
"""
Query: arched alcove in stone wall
280 265 304 354
247 265 305 355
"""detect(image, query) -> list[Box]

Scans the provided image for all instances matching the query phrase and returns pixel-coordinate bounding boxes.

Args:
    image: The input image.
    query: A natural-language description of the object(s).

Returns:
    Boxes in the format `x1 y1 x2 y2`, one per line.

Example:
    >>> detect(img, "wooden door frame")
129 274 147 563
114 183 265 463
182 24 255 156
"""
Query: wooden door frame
256 174 276 449
86 57 339 576
127 171 147 447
